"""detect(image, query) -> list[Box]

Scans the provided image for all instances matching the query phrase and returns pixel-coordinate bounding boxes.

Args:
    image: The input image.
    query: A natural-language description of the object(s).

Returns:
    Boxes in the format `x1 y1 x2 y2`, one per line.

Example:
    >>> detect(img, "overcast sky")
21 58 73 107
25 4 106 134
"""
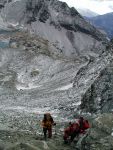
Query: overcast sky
60 0 113 15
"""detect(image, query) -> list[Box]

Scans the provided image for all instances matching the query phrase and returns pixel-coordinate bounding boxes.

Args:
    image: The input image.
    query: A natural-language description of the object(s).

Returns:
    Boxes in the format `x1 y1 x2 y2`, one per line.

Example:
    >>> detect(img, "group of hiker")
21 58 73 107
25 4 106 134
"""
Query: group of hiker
41 113 90 143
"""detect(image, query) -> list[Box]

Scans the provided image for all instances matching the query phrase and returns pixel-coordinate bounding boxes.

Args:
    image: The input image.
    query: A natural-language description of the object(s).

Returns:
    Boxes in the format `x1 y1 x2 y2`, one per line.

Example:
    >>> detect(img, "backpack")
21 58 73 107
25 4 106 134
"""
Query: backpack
83 120 90 129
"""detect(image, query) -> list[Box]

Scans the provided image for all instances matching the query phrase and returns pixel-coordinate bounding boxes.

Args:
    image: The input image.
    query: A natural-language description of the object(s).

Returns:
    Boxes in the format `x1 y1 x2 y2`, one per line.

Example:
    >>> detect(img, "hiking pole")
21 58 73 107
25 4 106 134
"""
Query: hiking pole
54 123 57 135
39 120 44 137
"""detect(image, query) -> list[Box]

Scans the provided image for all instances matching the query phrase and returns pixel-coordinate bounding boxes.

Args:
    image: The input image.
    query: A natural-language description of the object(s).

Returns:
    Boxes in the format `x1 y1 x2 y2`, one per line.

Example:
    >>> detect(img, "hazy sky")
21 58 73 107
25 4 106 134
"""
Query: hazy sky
60 0 113 14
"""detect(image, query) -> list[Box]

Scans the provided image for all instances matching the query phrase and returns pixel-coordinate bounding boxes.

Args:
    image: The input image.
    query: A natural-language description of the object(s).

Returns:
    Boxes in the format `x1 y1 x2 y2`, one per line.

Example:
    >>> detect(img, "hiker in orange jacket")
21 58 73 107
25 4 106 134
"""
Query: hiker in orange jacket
41 113 56 140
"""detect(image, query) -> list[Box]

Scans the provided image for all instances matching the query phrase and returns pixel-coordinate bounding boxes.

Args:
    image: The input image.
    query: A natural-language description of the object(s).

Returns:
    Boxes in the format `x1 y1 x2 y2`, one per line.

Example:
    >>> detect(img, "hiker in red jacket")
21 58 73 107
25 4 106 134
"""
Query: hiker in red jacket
78 117 90 134
63 117 90 144
63 122 80 143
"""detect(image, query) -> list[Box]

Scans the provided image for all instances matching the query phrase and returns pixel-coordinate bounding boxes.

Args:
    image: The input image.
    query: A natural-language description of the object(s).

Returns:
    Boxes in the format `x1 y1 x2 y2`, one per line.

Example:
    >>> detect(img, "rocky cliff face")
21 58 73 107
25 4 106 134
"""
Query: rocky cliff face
81 41 113 114
0 0 107 59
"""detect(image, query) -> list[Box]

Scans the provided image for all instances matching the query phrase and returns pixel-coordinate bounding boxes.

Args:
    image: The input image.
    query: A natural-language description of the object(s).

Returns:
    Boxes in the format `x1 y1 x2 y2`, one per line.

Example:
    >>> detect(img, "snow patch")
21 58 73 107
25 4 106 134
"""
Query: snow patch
55 83 73 91
3 106 53 114
8 22 19 27
16 83 42 90
13 0 22 2
72 101 81 106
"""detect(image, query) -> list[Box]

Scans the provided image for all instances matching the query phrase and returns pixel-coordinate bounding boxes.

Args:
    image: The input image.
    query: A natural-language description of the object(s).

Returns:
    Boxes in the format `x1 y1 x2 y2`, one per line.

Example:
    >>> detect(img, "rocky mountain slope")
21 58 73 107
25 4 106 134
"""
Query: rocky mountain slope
0 0 113 149
0 0 107 57
0 0 110 116
80 39 113 114
88 12 113 39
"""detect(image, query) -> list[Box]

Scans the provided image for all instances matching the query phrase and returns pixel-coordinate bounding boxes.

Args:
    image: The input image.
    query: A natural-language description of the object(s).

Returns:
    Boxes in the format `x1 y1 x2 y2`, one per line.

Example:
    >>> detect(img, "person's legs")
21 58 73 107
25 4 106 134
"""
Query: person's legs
70 131 79 143
43 128 47 140
63 130 70 144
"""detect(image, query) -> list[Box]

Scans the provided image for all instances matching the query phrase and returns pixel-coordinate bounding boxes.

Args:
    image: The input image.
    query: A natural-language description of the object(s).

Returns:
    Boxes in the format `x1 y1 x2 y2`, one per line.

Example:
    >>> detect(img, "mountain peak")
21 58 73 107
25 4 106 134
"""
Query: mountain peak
77 8 98 17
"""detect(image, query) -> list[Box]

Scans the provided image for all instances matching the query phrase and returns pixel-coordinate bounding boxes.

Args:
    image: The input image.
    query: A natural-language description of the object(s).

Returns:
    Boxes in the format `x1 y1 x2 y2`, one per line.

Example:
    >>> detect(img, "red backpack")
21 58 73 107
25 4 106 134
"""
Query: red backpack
83 120 90 130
